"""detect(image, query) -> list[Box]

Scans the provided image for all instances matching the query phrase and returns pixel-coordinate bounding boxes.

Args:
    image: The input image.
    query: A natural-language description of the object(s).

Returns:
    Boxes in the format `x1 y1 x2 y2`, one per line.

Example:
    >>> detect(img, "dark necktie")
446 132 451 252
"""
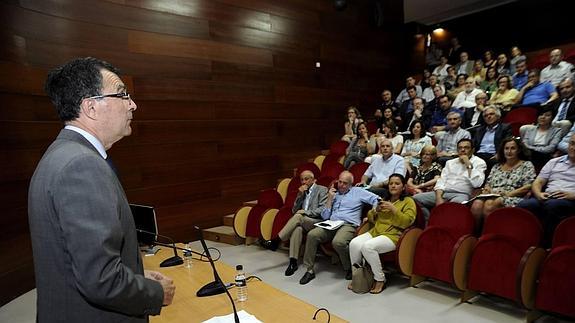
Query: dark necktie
557 98 570 120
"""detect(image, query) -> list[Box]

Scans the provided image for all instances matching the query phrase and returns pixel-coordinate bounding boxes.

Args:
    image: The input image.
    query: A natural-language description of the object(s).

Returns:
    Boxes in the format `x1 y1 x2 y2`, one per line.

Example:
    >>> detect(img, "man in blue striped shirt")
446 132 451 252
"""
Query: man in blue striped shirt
299 171 380 285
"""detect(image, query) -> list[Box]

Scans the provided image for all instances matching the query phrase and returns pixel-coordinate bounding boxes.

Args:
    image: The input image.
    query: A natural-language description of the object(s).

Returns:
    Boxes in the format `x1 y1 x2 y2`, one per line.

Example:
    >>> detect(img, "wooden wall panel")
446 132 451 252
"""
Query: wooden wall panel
128 31 274 67
0 0 405 305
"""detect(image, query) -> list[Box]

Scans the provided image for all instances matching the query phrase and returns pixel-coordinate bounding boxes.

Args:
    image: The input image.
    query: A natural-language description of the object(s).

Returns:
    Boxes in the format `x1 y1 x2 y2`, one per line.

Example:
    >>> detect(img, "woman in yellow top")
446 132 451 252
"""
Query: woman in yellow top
489 75 518 112
348 173 416 293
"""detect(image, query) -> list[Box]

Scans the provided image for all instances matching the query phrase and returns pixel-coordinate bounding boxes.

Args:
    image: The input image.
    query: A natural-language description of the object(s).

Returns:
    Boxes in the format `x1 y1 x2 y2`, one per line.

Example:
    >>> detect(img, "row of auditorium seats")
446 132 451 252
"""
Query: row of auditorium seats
231 129 574 321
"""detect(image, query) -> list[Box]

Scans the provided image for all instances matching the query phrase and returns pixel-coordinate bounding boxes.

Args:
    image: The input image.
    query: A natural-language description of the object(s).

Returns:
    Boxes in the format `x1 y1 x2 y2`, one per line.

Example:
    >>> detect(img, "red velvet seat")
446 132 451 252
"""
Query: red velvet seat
245 189 285 239
466 208 542 303
296 162 321 179
528 217 575 321
269 207 294 240
348 162 370 185
410 202 476 290
318 160 345 187
503 107 538 136
330 140 349 156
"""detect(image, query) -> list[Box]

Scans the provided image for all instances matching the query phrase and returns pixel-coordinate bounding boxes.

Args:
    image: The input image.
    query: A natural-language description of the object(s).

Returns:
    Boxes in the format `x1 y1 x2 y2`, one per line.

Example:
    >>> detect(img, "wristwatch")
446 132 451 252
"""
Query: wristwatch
466 164 473 170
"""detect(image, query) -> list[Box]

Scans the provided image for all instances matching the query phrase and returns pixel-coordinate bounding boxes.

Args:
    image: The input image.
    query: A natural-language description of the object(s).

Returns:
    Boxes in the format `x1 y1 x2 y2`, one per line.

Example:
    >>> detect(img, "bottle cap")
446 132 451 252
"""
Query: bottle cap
236 264 243 270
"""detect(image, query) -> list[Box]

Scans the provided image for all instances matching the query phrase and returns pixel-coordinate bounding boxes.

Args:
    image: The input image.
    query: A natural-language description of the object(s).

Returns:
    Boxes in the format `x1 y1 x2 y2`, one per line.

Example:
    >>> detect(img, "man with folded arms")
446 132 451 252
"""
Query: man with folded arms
357 138 405 197
299 171 379 285
260 170 327 276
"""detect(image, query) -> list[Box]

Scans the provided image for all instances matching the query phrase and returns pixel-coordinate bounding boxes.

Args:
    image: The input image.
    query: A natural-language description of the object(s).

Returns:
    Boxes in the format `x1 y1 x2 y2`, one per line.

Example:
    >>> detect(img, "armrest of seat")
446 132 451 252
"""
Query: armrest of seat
450 234 478 291
517 246 547 309
396 227 423 276
356 221 372 235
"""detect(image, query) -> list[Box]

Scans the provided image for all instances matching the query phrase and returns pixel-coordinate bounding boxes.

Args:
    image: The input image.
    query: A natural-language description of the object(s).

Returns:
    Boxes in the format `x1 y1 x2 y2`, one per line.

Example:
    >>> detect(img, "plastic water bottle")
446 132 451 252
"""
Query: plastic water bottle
183 243 193 269
235 264 247 301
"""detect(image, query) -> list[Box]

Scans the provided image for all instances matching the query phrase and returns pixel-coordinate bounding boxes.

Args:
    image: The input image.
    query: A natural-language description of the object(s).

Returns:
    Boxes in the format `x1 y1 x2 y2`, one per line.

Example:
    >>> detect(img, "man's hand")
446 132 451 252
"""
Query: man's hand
145 270 175 306
436 196 445 207
298 184 309 193
547 191 575 200
459 154 470 165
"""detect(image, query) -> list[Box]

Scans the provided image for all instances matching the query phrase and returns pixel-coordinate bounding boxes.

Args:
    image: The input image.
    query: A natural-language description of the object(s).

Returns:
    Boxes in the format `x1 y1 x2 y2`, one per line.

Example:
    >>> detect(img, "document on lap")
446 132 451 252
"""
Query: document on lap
314 220 345 230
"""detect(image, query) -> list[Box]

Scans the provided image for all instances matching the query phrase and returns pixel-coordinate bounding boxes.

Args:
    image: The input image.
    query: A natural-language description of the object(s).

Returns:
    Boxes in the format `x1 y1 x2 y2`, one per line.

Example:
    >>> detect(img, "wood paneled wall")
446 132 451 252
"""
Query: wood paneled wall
0 0 406 304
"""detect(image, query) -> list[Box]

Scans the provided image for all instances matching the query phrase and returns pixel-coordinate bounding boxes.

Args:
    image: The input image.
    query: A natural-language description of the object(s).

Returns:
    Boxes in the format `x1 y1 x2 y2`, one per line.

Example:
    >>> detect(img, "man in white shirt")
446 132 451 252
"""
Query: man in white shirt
540 49 575 87
452 76 482 110
414 138 487 220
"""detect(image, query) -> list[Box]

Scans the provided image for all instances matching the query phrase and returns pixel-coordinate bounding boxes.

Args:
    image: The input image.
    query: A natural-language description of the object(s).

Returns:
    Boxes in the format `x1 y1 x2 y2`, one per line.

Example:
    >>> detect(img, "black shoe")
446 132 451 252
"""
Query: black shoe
345 270 352 280
285 262 298 276
299 272 315 285
260 238 279 251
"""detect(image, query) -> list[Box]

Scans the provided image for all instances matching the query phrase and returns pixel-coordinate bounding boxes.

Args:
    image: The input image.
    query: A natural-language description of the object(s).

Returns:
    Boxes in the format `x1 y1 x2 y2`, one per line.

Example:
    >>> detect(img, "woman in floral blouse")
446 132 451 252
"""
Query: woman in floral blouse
407 145 442 195
470 137 535 223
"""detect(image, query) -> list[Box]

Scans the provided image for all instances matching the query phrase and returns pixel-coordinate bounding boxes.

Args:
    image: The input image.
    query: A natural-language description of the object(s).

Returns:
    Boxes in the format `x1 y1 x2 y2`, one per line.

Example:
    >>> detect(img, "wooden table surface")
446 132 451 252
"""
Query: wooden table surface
144 246 347 323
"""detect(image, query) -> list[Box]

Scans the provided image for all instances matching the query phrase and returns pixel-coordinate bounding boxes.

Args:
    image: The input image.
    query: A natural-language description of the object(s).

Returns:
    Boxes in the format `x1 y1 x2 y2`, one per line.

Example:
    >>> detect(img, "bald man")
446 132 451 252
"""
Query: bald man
299 171 379 285
260 170 328 276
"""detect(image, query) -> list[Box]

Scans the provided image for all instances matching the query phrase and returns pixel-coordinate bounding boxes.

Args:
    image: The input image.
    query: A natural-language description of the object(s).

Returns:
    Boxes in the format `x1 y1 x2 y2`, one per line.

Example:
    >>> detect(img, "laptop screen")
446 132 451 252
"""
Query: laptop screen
129 204 158 246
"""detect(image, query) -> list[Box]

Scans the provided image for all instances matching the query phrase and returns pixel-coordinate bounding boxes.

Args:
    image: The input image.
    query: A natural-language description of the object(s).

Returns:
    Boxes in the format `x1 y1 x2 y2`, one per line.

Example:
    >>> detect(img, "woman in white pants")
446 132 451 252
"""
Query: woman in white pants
349 173 416 293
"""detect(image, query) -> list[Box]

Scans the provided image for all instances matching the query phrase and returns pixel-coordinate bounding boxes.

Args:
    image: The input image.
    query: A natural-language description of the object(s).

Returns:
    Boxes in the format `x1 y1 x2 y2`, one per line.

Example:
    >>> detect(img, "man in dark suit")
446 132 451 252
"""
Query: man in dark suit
472 106 513 169
550 78 575 135
260 170 328 276
462 90 487 129
28 57 174 322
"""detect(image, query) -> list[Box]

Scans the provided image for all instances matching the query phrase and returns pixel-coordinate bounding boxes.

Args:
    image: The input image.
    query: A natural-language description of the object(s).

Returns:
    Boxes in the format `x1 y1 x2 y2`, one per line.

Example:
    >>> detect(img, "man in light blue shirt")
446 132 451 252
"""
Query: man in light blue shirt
299 171 379 285
357 138 405 197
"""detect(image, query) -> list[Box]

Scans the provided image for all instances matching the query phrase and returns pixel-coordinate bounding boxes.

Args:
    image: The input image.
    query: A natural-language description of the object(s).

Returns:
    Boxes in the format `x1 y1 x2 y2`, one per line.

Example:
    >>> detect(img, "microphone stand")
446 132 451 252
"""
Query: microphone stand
195 226 240 323
136 229 183 267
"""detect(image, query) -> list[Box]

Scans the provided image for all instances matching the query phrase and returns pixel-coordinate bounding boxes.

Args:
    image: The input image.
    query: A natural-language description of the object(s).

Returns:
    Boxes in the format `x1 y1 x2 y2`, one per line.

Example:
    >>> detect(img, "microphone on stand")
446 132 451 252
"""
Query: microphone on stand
194 226 239 323
136 229 183 267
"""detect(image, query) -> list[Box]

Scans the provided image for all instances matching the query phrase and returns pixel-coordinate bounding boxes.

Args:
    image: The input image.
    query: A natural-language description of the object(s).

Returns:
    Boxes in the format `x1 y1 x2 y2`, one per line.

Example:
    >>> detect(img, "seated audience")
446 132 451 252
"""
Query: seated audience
489 75 519 112
540 49 575 87
426 42 443 68
424 85 445 118
463 90 487 129
401 120 432 173
380 89 399 116
413 138 487 220
349 174 415 294
557 123 575 153
442 66 457 90
397 86 420 127
358 139 405 197
342 106 364 143
509 46 526 75
395 76 423 105
432 55 451 79
260 171 328 276
512 58 529 90
521 106 563 170
470 137 535 223
470 59 486 84
483 50 497 69
496 53 511 76
517 133 575 247
436 111 471 165
419 69 431 89
480 66 499 98
550 78 575 136
421 74 444 103
299 171 380 284
452 76 483 110
472 106 513 168
407 145 442 195
514 69 558 106
401 97 428 132
429 95 456 133
446 73 467 100
344 122 374 169
455 51 474 75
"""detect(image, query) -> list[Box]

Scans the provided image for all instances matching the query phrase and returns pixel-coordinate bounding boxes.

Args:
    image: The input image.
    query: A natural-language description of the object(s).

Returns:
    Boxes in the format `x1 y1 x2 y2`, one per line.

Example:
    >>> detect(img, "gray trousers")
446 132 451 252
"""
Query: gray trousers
277 213 321 259
302 224 356 273
413 191 469 222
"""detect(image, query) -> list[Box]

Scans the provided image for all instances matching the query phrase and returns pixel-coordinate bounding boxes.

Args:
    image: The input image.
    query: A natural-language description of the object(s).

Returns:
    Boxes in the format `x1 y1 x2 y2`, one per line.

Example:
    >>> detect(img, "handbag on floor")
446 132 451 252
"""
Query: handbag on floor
351 264 374 294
